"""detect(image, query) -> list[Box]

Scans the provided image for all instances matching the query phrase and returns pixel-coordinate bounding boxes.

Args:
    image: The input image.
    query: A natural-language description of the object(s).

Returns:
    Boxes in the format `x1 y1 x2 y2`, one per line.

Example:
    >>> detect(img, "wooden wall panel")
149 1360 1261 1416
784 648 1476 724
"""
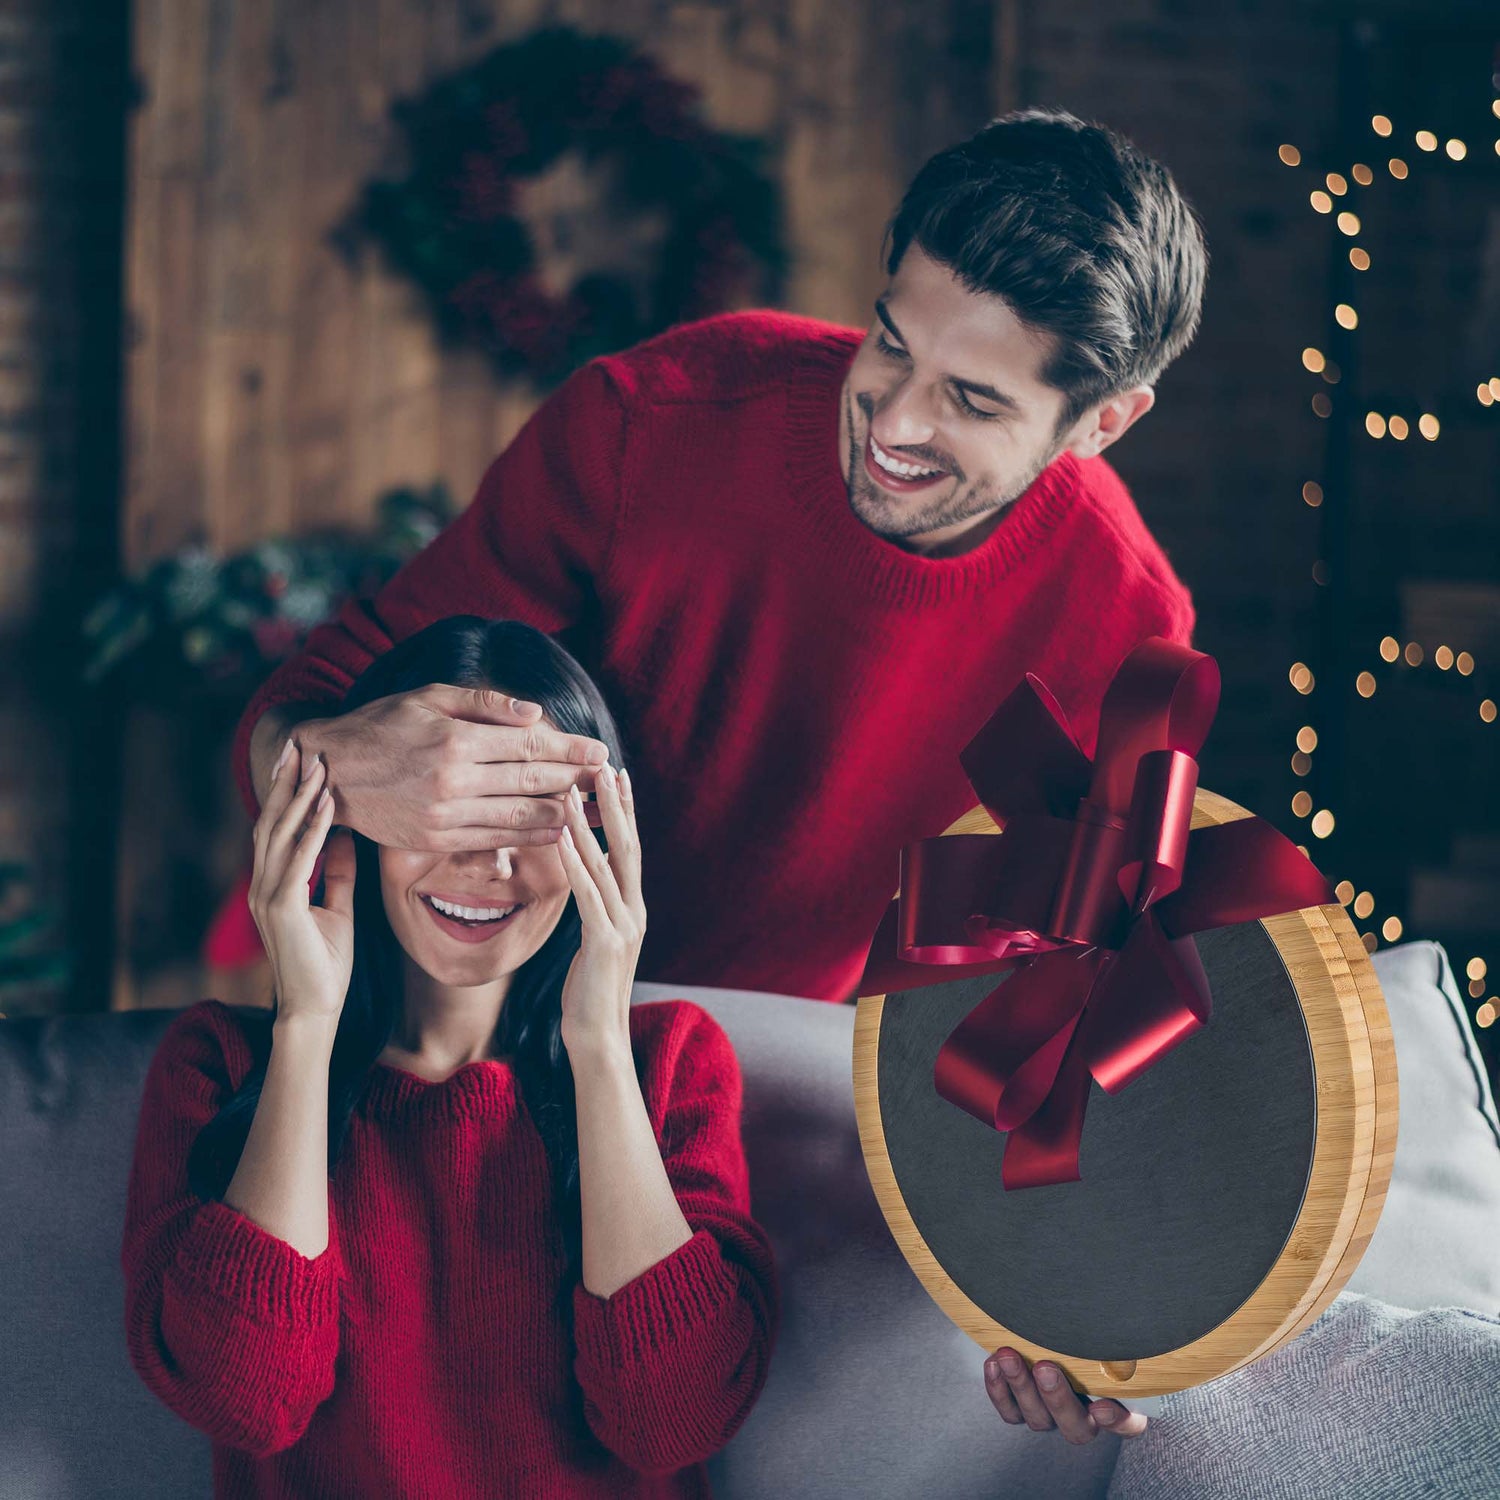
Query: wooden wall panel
115 0 1000 1008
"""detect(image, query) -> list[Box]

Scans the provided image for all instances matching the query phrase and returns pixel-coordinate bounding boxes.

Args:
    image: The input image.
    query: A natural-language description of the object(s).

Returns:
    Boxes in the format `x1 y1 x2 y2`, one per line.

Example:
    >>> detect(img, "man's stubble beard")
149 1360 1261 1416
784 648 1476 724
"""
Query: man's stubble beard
843 385 1057 542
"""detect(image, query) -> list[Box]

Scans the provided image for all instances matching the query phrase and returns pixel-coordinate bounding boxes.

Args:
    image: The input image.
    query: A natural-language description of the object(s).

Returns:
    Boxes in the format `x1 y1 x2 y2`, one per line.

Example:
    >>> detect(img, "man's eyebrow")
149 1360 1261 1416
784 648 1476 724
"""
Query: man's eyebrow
874 298 1023 415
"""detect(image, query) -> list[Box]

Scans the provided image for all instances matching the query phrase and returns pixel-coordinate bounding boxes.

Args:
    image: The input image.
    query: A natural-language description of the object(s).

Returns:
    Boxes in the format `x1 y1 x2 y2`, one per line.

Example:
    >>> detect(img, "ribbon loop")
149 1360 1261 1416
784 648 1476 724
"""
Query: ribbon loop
858 636 1335 1190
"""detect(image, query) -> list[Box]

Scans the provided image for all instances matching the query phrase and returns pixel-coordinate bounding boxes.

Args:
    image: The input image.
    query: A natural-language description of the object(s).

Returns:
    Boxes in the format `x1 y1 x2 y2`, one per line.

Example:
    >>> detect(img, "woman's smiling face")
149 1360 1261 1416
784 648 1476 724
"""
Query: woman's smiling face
377 729 578 986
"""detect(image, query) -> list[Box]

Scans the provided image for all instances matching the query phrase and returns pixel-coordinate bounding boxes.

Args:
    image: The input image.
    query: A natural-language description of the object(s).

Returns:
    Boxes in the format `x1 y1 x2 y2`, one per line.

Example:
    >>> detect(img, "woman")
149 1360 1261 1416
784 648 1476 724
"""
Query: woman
122 616 778 1499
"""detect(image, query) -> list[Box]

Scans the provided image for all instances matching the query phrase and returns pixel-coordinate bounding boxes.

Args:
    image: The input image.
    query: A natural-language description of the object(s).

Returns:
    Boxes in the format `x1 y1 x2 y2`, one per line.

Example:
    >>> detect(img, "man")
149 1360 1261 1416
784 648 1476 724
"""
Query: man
235 105 1201 1445
235 107 1202 1010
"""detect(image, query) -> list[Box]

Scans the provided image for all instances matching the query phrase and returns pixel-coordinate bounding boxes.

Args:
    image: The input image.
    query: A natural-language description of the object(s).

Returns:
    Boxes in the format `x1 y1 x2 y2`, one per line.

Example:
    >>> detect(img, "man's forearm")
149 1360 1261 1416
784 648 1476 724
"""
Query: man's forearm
248 701 331 813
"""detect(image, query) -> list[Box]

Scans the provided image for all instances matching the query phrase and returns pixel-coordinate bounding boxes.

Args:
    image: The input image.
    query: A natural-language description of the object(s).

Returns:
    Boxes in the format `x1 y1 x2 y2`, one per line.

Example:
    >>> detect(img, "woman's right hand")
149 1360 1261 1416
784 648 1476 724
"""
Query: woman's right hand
250 739 357 1025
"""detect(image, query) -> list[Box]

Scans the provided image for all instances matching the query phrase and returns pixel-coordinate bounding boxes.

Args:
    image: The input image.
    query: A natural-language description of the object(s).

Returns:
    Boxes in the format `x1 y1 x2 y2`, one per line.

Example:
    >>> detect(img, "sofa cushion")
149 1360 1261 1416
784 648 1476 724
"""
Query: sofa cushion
1104 1293 1500 1500
635 984 1121 1500
1348 941 1500 1311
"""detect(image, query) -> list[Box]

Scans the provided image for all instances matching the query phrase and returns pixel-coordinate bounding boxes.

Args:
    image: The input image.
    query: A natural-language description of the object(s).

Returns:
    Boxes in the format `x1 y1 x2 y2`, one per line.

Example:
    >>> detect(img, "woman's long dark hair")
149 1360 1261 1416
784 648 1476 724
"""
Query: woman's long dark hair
188 617 631 1284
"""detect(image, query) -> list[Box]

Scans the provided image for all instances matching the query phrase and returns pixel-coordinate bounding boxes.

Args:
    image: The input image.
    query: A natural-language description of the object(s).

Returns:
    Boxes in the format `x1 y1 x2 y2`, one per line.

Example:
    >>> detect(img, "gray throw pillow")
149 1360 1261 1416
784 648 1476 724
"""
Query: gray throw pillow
1350 941 1500 1312
1105 1293 1500 1500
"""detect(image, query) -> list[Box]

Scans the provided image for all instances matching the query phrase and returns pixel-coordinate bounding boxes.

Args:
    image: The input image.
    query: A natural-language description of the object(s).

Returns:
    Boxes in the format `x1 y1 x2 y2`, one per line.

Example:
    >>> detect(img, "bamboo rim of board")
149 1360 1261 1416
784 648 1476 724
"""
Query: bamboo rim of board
853 788 1398 1398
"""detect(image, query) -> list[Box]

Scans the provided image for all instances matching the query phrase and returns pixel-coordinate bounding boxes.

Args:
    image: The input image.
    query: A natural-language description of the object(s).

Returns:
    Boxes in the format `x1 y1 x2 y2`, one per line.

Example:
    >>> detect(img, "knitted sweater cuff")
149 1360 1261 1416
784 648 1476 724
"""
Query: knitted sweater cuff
174 1198 343 1330
572 1227 741 1370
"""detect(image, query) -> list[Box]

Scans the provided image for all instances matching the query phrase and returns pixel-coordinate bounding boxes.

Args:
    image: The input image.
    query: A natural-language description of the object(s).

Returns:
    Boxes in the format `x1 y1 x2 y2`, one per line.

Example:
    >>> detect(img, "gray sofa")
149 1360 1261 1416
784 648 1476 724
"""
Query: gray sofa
3 940 1499 1498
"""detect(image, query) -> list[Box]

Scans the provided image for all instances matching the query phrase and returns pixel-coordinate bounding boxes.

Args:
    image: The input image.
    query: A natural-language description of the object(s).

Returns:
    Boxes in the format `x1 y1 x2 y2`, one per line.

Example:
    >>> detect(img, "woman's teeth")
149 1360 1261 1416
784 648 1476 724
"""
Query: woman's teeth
870 435 943 479
427 895 517 924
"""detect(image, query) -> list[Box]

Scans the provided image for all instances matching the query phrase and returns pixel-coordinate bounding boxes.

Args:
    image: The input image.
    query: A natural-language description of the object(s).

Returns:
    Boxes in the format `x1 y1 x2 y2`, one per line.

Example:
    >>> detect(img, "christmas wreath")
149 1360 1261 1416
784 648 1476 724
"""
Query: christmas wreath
345 26 786 383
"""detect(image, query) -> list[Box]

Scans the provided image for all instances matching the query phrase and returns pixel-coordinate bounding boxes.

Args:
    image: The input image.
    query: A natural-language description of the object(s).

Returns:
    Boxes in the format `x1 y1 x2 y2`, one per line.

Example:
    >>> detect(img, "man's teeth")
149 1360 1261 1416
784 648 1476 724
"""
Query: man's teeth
871 438 942 479
429 896 516 922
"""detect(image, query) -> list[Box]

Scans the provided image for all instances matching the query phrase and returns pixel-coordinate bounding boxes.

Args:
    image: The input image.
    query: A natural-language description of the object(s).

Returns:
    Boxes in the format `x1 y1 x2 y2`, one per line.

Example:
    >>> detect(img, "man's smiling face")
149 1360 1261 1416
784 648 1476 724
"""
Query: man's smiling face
837 244 1151 557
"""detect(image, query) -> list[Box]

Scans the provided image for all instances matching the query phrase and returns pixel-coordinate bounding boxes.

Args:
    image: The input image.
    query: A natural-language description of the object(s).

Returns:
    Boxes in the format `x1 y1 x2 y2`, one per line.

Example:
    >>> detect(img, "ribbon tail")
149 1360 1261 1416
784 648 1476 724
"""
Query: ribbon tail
1000 1038 1094 1189
1156 817 1336 938
858 897 1019 998
934 950 1101 1132
1078 914 1211 1094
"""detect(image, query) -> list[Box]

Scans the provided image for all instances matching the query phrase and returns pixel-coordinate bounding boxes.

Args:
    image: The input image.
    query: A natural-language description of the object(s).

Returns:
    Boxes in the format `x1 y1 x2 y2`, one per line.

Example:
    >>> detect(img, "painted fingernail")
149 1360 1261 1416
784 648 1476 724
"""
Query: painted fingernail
1093 1404 1118 1424
560 825 574 847
619 767 632 797
568 783 582 808
600 763 617 788
316 786 330 811
999 1353 1022 1377
300 749 320 782
1036 1365 1061 1390
273 739 294 782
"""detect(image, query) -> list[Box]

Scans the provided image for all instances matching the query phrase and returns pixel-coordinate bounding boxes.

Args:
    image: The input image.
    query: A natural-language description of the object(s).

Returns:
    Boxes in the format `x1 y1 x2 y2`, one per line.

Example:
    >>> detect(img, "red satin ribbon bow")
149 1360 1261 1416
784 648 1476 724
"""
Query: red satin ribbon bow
858 637 1335 1191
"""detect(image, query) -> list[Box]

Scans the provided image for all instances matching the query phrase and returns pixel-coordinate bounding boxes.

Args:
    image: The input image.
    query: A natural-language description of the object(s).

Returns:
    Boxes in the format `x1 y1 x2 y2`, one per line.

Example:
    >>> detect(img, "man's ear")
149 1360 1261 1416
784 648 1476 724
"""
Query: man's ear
1061 385 1156 461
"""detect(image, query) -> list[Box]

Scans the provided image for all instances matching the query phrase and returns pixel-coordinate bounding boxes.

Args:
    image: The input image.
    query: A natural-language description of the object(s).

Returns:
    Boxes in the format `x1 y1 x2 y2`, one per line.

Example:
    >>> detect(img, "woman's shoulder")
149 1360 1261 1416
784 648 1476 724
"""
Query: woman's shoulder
627 998 743 1114
148 998 270 1100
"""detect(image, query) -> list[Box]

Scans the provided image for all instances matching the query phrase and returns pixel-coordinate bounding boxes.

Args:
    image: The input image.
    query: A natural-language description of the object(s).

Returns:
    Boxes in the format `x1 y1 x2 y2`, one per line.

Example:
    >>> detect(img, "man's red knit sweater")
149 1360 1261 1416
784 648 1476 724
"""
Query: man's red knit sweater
122 997 776 1499
232 312 1196 1002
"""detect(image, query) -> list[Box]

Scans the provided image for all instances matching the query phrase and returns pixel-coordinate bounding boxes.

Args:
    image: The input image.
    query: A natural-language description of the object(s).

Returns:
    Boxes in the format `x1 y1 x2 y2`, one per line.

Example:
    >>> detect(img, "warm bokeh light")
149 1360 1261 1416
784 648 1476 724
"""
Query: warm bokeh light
1302 347 1326 372
1388 415 1409 440
1365 411 1386 438
1435 645 1454 670
1337 211 1360 236
1372 115 1392 136
1349 247 1371 271
1312 392 1333 417
1446 139 1467 160
1351 163 1373 185
1404 642 1424 666
1379 636 1400 662
1415 130 1438 151
1478 1002 1497 1030
1279 144 1302 166
1418 413 1439 439
1382 917 1403 942
1482 699 1498 724
1303 480 1323 507
1291 751 1311 776
1387 157 1408 179
1482 384 1497 407
1473 978 1488 999
1310 190 1333 213
1335 880 1355 906
1490 377 1500 398
1470 958 1490 981
1290 662 1314 693
1456 652 1475 675
1353 891 1375 919
1311 810 1336 839
1335 303 1358 329
1361 932 1379 954
1321 360 1341 385
1292 791 1313 817
1356 671 1376 697
1296 726 1319 753
1325 172 1348 194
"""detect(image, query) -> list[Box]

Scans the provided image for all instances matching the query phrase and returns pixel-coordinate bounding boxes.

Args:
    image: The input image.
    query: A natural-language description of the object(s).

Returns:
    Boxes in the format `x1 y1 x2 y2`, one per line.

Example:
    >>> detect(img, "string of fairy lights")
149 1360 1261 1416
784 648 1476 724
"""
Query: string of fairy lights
1277 97 1498 1028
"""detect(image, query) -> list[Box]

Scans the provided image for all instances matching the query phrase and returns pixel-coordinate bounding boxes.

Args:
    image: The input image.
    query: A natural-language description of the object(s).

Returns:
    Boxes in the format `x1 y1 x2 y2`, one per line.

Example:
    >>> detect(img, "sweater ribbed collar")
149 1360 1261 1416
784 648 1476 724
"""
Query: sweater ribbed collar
359 1056 520 1122
781 331 1080 608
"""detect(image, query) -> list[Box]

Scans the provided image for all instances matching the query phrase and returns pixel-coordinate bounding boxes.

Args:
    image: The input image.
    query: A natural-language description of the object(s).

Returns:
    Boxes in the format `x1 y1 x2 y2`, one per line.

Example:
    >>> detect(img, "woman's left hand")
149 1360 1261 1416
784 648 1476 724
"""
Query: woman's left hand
984 1348 1149 1443
557 763 646 1057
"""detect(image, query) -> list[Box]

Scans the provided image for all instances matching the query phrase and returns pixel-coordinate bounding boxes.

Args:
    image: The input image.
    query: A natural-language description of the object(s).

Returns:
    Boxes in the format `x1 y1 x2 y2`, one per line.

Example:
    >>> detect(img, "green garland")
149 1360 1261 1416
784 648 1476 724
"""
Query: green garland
82 484 454 706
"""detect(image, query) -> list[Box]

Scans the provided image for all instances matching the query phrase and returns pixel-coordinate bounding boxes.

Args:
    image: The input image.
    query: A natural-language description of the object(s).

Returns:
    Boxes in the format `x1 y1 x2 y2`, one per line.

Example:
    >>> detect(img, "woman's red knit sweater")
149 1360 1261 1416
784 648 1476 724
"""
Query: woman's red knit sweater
232 311 1196 1002
121 997 777 1499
